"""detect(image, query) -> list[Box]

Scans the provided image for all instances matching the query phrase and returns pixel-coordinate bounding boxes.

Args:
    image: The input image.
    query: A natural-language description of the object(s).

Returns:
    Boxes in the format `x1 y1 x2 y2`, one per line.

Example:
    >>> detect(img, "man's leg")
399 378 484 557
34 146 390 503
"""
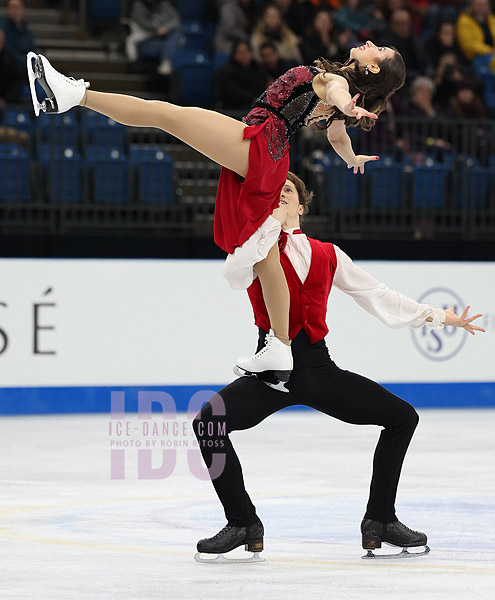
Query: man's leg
193 375 295 526
305 366 419 523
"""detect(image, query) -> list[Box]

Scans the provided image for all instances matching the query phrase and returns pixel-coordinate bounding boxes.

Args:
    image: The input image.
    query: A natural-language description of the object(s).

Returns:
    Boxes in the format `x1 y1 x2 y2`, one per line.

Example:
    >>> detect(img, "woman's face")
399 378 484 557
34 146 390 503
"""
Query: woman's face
438 22 455 46
350 40 395 67
264 6 282 29
314 11 333 34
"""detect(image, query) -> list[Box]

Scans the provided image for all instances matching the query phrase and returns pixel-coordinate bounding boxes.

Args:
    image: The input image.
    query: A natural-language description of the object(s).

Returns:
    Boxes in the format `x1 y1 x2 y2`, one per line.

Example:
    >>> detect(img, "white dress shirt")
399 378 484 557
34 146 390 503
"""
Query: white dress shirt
222 216 446 332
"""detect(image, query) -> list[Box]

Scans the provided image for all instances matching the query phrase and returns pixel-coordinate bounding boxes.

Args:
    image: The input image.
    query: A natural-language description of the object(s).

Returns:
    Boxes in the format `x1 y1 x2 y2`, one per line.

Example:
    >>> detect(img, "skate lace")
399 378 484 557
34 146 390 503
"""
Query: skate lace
396 520 418 534
55 70 85 87
211 525 234 540
256 334 273 356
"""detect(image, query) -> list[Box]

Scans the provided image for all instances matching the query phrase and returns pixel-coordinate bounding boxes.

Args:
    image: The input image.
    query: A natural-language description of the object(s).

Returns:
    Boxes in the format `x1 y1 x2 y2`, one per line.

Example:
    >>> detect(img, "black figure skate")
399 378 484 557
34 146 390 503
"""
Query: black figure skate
361 518 430 559
194 522 264 564
234 329 292 393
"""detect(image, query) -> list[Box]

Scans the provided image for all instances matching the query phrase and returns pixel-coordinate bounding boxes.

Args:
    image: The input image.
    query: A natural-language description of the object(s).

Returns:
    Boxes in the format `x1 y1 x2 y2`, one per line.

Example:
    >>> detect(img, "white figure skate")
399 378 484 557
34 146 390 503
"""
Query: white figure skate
27 52 89 116
235 329 293 393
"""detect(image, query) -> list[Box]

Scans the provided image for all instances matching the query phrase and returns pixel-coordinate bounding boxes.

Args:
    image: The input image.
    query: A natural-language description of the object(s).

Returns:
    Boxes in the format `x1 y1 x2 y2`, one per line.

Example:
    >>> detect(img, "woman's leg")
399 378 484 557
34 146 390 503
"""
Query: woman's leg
254 243 290 343
81 90 250 177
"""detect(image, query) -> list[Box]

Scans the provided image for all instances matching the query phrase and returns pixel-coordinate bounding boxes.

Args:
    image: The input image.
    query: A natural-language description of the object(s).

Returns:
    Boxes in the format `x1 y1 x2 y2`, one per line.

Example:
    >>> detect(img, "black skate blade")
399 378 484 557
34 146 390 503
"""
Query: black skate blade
233 366 290 393
194 551 264 564
362 545 430 560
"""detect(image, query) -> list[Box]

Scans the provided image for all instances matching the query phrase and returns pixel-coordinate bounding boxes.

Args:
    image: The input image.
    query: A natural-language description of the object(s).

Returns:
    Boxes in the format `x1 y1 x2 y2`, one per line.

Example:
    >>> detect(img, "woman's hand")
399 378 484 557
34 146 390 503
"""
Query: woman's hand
343 93 378 120
443 306 486 335
347 155 379 174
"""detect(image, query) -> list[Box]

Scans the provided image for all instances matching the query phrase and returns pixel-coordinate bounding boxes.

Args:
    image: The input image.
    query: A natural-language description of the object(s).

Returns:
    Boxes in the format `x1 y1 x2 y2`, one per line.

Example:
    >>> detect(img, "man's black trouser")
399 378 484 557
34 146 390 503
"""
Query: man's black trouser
193 329 419 527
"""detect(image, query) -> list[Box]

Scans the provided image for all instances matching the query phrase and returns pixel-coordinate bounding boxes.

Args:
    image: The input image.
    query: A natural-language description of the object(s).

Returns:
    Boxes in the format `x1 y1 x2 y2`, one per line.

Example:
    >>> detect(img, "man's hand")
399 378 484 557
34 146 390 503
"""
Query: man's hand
443 306 486 335
272 203 288 225
347 155 379 174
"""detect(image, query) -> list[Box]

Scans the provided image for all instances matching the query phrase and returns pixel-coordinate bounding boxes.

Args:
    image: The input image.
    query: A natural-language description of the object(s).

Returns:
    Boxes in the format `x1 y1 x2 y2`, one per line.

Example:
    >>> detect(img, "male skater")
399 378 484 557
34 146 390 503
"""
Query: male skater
193 172 484 561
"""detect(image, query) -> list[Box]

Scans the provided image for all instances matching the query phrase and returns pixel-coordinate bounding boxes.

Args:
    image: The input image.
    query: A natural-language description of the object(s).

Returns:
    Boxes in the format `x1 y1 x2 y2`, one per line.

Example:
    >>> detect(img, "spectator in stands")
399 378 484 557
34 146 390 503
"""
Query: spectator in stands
1 0 37 68
456 0 495 62
300 9 348 64
426 21 465 68
382 9 433 81
271 0 316 38
251 4 303 64
0 30 28 148
0 28 24 103
408 75 438 118
259 42 297 84
128 0 182 75
214 0 257 56
213 40 267 111
448 78 486 118
334 0 369 38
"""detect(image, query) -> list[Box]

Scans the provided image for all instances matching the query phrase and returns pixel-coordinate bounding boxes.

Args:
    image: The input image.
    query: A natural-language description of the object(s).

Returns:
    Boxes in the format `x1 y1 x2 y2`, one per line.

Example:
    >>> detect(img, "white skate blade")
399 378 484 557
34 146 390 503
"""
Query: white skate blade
27 52 44 116
233 365 290 393
362 545 430 560
194 551 264 564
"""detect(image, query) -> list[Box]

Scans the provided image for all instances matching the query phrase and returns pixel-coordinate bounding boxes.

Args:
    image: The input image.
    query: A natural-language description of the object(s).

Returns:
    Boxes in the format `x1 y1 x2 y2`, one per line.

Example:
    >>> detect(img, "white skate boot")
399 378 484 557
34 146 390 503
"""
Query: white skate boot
27 52 90 116
234 329 293 393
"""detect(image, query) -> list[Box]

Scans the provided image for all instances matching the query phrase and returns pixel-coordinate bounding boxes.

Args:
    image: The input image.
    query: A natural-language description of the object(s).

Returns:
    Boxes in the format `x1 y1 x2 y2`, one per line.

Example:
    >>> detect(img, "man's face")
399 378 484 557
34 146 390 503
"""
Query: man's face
7 0 25 22
391 10 411 38
279 179 303 224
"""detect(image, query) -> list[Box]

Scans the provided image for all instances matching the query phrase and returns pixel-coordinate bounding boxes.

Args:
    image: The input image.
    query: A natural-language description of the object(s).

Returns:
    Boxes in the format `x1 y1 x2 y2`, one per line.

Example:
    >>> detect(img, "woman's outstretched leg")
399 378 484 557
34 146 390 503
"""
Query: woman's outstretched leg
28 53 250 177
81 91 250 177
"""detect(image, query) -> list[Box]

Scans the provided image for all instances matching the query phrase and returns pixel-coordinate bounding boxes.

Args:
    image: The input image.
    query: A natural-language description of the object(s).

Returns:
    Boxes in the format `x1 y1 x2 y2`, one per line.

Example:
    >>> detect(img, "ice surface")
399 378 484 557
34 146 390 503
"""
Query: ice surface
0 409 493 600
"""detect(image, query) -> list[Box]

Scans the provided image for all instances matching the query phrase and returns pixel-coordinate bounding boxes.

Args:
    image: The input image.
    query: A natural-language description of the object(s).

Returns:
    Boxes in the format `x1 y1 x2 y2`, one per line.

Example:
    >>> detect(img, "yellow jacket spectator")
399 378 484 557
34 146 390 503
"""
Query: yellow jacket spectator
456 0 495 61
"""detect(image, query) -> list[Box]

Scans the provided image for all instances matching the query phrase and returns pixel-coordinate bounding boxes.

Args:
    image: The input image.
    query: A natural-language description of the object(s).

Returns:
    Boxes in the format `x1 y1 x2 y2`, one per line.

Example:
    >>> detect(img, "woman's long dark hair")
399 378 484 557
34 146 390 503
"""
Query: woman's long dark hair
315 49 406 131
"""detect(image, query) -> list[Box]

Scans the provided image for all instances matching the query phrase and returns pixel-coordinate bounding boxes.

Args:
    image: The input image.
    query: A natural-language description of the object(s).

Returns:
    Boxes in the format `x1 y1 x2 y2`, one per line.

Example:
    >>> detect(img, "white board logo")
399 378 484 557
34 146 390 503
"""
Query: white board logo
410 287 467 361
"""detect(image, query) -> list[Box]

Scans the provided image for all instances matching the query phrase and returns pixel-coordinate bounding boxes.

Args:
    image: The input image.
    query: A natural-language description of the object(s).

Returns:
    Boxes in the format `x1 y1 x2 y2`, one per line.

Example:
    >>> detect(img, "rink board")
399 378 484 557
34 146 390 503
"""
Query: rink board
0 258 493 414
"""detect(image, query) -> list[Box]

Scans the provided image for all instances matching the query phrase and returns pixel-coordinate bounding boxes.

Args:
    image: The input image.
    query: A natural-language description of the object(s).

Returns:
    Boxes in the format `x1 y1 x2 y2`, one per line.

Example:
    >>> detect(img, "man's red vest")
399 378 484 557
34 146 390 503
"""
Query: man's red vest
247 237 337 344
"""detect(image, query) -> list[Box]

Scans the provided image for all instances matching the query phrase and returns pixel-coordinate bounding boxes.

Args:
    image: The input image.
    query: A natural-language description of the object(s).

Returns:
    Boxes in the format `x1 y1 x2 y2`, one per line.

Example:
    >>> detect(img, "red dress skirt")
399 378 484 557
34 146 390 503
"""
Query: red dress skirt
213 110 290 255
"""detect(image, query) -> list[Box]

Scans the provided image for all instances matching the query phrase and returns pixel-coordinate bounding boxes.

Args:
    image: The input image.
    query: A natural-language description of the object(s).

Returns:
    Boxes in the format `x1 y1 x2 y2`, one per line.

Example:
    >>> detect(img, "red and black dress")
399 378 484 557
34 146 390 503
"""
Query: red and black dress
214 65 322 255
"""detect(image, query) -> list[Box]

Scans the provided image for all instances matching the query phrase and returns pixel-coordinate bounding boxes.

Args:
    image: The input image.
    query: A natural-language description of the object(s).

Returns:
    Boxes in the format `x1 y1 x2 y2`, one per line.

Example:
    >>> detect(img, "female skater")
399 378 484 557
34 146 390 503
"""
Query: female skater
26 42 405 387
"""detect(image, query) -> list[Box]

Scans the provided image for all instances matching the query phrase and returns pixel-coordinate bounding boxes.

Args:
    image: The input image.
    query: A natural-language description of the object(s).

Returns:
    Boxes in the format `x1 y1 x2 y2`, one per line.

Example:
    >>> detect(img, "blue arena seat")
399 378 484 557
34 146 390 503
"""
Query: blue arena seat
181 20 206 52
37 112 78 147
130 146 174 204
172 51 212 106
82 111 128 151
88 0 121 21
412 162 447 208
0 144 30 202
87 147 129 204
40 144 83 203
454 166 491 208
366 157 405 208
3 108 32 132
177 0 206 21
322 158 361 208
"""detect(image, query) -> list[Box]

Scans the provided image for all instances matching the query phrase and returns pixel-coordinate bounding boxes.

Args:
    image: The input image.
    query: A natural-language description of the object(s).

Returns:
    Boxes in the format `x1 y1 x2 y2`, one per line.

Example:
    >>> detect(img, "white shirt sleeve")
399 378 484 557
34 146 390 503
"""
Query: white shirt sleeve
332 245 446 332
222 216 282 290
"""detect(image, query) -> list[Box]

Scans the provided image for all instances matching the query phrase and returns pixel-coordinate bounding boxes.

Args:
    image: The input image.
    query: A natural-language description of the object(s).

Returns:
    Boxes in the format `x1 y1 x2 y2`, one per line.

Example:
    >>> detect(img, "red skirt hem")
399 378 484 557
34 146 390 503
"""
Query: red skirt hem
213 117 290 254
